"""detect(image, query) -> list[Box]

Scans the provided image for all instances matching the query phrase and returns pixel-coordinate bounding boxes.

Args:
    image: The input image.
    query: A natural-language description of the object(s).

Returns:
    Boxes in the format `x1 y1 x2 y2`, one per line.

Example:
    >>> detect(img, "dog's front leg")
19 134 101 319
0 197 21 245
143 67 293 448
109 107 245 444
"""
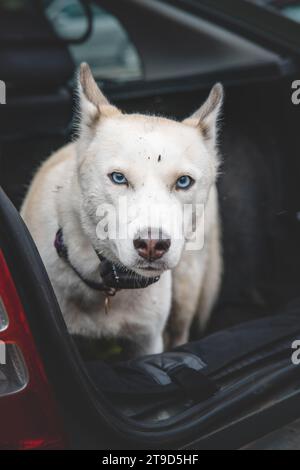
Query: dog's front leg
132 332 164 357
147 334 164 355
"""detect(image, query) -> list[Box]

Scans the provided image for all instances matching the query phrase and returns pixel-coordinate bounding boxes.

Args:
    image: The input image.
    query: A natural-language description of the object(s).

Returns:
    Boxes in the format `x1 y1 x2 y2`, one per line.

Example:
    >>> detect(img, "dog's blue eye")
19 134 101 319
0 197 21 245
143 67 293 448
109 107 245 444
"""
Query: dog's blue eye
110 172 128 185
176 175 194 190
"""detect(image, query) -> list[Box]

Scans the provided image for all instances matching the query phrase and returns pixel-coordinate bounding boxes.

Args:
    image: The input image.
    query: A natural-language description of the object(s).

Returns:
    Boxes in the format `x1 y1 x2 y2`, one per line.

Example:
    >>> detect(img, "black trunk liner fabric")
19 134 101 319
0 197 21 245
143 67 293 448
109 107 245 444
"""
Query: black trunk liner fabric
87 299 300 401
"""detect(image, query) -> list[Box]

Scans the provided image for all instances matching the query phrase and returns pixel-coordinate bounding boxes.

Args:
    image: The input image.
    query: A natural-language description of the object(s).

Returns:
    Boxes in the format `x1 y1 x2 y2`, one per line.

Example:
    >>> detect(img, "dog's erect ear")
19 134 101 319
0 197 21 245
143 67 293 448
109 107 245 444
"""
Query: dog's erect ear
184 83 224 149
78 63 121 128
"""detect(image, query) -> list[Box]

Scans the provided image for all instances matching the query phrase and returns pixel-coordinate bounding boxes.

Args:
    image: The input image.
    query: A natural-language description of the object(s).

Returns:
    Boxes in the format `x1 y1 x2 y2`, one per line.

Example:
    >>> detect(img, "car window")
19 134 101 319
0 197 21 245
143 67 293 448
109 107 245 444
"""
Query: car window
44 0 143 82
245 0 300 23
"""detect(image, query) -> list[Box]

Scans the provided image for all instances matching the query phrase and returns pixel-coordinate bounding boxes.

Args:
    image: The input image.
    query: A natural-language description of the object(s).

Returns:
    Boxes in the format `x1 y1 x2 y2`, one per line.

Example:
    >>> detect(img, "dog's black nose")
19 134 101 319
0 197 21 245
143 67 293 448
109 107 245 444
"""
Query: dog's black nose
133 238 171 261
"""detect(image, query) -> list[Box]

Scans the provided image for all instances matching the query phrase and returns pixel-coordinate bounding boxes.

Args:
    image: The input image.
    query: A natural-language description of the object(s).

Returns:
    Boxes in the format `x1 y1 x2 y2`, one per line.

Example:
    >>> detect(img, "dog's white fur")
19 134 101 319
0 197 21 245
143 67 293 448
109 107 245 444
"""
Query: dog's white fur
21 64 223 356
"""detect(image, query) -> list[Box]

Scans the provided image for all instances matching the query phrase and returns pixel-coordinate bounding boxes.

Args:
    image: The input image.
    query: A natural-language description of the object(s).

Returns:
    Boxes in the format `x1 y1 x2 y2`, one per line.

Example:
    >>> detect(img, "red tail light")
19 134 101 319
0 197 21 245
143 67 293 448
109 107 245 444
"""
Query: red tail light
0 250 67 450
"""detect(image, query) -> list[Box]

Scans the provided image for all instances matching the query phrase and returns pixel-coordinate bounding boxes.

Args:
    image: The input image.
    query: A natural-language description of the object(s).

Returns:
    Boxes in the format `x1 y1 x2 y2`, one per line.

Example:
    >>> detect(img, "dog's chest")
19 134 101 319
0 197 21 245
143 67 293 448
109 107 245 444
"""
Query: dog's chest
59 270 172 339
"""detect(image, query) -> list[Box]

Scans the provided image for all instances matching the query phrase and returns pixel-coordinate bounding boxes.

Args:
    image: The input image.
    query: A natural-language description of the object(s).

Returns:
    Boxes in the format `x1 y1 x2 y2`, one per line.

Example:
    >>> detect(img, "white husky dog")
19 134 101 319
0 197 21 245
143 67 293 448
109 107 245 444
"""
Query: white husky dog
21 64 223 357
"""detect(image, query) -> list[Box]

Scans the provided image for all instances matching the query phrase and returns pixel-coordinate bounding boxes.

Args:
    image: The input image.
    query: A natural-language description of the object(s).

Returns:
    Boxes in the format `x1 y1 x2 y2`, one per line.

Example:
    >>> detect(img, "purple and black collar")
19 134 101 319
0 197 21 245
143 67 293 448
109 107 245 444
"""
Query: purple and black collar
54 228 160 294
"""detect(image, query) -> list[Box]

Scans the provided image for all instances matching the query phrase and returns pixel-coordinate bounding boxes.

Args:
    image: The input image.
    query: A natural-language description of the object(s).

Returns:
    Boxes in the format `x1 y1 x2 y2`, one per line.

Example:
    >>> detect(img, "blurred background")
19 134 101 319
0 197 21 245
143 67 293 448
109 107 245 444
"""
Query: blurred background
1 1 299 83
0 0 300 333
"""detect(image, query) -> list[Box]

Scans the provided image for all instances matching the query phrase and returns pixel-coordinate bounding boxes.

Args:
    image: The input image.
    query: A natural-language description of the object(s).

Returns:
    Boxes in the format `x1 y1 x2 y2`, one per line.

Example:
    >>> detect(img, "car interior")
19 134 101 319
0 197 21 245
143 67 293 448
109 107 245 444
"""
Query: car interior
1 0 300 449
